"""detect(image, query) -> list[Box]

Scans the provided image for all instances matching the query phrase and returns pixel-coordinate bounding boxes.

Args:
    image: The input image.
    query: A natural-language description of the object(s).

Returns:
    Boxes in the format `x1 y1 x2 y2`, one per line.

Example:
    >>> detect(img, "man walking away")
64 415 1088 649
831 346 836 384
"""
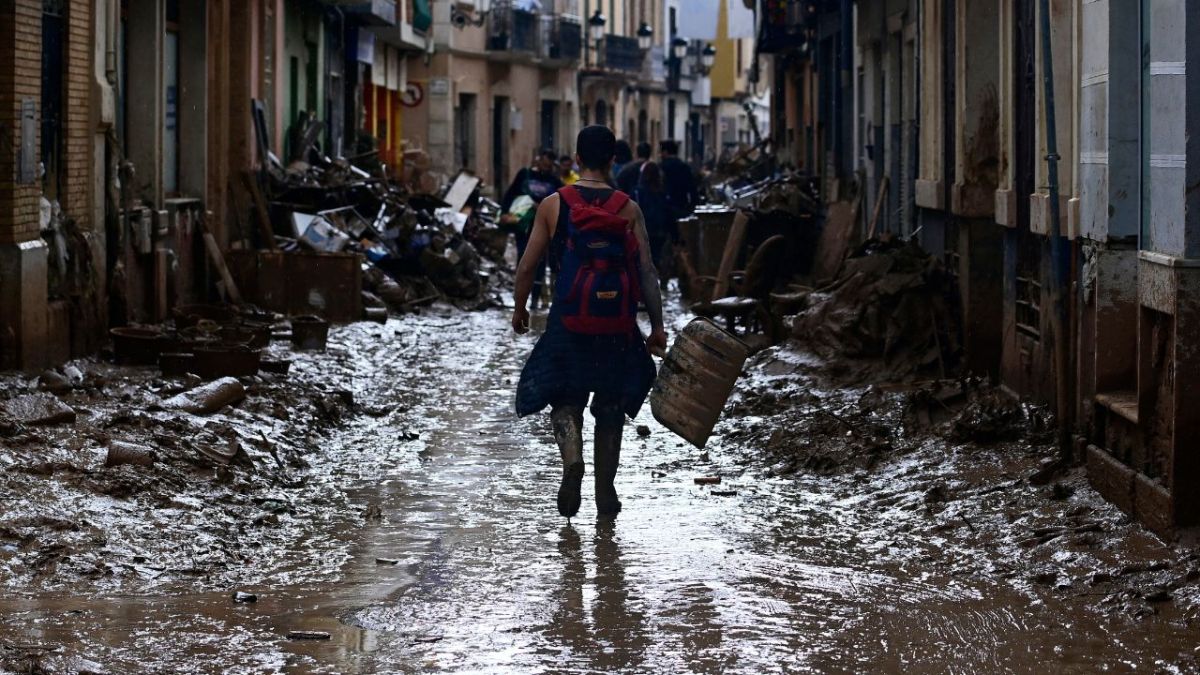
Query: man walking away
611 140 633 185
501 149 563 309
659 140 700 221
512 125 668 519
616 142 652 195
633 161 676 285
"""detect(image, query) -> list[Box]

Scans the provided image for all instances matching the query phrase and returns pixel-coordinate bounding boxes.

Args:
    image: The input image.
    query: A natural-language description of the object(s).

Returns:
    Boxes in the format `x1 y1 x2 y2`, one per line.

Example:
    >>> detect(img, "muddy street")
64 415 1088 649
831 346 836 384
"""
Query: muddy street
1 306 1196 673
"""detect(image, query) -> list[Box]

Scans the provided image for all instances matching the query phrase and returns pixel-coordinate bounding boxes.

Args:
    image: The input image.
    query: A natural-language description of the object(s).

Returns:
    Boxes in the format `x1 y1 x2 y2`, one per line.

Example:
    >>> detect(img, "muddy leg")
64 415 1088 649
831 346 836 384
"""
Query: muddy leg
591 398 624 516
552 405 585 518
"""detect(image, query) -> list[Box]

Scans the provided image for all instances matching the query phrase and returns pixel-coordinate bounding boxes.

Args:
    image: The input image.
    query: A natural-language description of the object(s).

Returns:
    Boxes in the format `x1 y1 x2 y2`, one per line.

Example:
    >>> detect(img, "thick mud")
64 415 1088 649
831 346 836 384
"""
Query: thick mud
2 306 1198 673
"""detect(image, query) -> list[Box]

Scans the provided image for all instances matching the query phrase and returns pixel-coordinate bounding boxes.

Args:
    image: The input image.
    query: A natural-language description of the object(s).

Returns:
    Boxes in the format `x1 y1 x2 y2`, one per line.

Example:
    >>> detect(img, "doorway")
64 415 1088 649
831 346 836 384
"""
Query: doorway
493 96 509 187
540 100 558 153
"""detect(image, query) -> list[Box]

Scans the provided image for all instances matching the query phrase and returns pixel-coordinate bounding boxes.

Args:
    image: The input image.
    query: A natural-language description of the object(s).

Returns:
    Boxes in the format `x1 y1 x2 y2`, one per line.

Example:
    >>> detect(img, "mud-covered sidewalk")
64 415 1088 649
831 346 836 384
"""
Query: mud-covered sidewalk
2 305 1199 673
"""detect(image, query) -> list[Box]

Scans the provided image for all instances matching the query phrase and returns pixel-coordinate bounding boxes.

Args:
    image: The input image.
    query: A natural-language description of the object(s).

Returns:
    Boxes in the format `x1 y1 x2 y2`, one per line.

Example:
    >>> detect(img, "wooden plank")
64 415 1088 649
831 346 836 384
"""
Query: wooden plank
202 230 243 304
242 171 278 250
812 200 860 284
867 175 890 240
711 210 750 301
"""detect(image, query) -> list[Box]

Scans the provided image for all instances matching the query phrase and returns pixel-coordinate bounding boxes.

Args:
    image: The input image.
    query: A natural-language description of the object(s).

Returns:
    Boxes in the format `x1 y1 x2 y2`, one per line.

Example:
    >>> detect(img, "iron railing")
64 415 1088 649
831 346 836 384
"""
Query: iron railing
602 34 642 72
489 0 581 61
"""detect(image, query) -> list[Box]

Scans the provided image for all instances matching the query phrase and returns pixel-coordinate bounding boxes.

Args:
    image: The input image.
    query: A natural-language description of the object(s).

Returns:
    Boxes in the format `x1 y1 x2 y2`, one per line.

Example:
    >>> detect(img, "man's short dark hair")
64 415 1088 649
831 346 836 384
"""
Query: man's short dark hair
636 142 652 160
576 125 617 170
660 139 680 156
558 155 573 164
539 148 557 160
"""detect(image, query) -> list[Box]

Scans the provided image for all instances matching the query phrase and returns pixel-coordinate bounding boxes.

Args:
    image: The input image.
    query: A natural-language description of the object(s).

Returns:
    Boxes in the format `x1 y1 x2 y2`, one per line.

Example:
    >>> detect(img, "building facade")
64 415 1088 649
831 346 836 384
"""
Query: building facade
763 0 1200 534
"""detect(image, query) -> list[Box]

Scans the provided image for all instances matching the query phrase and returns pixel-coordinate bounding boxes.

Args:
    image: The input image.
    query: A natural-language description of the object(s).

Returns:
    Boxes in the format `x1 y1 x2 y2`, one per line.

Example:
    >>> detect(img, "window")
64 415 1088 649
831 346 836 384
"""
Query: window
41 0 66 199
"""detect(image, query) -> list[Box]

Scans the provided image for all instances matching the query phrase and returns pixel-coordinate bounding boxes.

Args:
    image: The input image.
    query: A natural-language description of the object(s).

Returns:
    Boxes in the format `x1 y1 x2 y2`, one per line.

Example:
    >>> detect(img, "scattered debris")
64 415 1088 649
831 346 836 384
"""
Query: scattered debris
694 476 722 485
164 378 247 415
232 592 258 603
2 393 77 426
105 442 155 468
792 238 961 383
287 631 332 641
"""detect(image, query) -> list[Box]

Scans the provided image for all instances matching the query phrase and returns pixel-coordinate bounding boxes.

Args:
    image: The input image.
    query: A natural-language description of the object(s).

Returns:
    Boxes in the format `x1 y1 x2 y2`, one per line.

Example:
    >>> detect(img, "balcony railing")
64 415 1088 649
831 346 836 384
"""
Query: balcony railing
602 34 642 72
541 16 582 61
488 1 581 61
340 0 397 26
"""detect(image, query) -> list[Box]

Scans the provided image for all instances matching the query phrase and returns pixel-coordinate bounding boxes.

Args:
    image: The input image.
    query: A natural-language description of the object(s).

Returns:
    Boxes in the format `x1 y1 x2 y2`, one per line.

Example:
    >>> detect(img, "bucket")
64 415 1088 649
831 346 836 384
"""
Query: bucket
291 315 330 351
111 327 166 365
192 344 261 379
159 352 196 378
105 441 156 467
650 318 750 448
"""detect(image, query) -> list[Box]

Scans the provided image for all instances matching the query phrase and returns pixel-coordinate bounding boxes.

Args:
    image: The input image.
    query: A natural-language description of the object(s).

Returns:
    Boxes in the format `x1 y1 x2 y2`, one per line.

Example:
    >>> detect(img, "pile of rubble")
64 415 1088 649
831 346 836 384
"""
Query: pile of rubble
791 237 961 383
233 107 515 320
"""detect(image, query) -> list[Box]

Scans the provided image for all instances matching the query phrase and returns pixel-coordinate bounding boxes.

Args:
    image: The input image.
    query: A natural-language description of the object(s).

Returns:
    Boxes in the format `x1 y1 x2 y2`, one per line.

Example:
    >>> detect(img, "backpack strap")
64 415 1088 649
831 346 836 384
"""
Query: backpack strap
558 185 586 210
600 190 630 215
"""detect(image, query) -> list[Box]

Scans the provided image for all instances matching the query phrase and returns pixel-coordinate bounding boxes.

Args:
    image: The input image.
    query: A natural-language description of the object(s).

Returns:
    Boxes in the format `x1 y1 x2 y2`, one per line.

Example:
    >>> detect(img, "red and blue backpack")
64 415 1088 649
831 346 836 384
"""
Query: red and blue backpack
555 186 642 335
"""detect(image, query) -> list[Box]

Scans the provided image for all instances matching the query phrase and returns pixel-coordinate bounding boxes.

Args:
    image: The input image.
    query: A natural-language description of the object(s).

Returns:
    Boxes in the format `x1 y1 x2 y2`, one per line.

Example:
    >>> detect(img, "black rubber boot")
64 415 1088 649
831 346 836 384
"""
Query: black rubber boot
552 405 585 518
557 461 585 518
592 403 624 516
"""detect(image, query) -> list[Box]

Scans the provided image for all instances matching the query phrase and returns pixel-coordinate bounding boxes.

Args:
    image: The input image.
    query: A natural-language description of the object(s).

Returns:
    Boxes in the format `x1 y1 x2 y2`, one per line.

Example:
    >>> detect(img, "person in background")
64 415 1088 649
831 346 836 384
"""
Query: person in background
616 142 652 195
659 140 700 221
611 140 633 185
501 149 563 309
558 155 580 186
633 161 677 287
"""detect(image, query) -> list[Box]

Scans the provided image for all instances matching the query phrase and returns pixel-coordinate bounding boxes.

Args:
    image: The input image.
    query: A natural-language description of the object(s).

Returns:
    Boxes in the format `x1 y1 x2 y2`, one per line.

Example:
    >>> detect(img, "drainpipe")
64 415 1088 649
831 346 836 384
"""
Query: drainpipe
1039 0 1071 457
838 0 851 179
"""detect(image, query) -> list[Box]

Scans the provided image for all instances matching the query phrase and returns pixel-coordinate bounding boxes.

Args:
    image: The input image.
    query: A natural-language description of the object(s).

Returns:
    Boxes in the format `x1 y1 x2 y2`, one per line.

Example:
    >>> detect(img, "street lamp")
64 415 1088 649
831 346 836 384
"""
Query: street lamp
637 22 654 51
701 43 716 70
671 36 688 61
588 9 607 42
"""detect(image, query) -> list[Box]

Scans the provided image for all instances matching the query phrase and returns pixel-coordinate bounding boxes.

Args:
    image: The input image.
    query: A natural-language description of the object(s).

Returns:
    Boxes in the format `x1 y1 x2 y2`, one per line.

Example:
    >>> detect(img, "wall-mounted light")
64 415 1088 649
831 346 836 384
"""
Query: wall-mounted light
701 43 716 70
637 22 654 51
671 36 688 61
588 9 607 43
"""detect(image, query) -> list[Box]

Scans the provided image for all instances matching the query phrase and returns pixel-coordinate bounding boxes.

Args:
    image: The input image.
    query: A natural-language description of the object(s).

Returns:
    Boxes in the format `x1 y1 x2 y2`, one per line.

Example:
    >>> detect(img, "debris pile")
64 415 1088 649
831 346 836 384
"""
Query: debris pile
235 105 514 318
791 237 961 382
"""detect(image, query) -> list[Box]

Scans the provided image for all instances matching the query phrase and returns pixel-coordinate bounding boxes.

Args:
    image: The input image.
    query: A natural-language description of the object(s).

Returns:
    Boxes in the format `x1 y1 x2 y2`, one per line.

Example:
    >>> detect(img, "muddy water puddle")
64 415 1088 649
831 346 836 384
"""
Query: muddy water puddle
2 309 1197 673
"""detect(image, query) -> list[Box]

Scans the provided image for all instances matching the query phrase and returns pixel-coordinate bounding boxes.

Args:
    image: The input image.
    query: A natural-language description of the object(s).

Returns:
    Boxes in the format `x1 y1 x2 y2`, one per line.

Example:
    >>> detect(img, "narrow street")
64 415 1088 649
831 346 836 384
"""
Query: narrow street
2 305 1196 673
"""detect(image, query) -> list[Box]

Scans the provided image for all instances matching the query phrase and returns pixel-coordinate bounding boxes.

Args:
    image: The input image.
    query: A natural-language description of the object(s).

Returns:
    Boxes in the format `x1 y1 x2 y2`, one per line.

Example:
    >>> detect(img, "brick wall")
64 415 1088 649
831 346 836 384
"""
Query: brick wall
0 0 43 246
63 0 92 230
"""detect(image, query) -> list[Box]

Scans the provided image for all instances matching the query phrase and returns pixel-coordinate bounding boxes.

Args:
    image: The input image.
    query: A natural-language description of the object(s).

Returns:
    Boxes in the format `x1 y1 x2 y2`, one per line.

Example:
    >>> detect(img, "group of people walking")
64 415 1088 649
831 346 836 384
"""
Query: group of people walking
501 138 701 306
506 126 701 521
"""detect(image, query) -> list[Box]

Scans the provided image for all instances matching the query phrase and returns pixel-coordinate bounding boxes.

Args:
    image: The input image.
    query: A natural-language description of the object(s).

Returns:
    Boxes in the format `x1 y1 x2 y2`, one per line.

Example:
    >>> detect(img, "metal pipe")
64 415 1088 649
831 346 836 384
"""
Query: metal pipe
838 0 851 177
1039 0 1071 456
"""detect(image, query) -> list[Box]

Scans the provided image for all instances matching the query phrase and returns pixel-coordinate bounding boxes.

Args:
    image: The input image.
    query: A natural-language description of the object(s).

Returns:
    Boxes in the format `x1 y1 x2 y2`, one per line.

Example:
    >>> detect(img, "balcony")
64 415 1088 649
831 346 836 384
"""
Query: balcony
541 16 582 62
339 0 397 26
487 1 581 63
488 3 539 54
602 34 642 72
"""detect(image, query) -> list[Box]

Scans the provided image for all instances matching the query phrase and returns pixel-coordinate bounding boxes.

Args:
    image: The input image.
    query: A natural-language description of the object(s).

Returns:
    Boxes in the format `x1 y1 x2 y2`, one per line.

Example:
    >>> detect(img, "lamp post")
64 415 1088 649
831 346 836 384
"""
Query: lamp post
700 43 716 74
637 22 654 51
671 36 688 61
588 9 607 67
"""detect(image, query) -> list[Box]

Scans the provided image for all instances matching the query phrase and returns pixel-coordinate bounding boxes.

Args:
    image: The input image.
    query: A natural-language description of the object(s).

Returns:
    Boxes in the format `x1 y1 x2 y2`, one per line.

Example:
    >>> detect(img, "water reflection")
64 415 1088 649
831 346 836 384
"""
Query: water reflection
543 520 650 672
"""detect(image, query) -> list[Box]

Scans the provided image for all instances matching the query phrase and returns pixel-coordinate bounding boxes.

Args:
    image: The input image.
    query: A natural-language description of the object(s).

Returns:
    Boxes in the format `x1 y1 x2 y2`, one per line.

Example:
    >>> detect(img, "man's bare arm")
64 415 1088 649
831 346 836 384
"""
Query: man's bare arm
512 196 556 332
628 203 665 334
